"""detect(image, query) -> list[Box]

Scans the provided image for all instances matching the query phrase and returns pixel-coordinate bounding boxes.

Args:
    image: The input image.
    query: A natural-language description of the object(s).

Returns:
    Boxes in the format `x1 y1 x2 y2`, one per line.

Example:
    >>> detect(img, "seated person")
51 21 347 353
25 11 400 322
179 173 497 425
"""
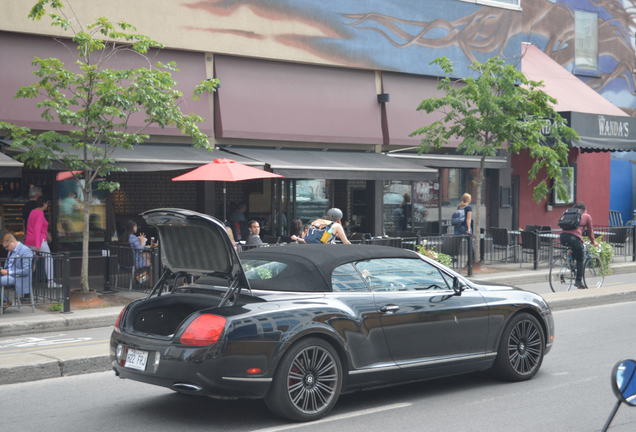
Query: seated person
285 218 307 244
1 233 34 306
126 220 150 283
245 220 264 247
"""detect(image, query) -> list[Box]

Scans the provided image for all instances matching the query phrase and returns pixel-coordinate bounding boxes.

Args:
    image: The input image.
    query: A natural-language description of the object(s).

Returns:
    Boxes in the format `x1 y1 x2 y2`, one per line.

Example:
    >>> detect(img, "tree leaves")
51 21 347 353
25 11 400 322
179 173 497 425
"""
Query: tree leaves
7 0 220 291
411 56 578 203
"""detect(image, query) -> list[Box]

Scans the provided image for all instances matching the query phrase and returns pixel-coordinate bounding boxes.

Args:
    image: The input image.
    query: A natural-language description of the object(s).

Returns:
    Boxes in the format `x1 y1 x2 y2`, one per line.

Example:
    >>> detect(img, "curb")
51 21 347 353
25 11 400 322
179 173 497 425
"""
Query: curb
0 354 111 385
545 288 636 311
0 308 122 337
473 262 636 286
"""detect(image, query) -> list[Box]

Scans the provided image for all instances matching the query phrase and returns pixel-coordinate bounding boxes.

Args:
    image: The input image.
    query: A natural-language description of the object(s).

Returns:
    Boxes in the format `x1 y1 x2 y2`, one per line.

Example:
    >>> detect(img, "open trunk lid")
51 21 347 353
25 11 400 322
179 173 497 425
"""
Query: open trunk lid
142 208 248 289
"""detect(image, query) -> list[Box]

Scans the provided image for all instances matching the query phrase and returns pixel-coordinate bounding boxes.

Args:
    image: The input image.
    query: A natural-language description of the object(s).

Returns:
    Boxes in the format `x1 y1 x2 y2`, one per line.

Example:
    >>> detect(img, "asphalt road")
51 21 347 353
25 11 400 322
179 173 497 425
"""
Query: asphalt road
2 301 636 432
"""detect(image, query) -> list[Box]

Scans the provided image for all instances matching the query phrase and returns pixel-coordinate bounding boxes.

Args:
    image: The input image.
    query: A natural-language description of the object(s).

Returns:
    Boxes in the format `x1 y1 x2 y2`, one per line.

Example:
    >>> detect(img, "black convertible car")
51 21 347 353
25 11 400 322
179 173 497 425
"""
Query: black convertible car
110 209 554 421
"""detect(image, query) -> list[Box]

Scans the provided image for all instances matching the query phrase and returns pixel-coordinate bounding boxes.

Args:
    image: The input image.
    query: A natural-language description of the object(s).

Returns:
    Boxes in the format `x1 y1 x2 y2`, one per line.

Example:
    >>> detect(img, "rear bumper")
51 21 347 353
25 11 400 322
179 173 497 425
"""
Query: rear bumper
110 332 272 399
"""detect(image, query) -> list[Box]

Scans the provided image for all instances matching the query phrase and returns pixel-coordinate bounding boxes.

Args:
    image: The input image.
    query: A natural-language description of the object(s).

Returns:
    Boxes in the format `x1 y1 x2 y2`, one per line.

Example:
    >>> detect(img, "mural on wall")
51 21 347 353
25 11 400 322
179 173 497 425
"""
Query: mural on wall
183 0 635 113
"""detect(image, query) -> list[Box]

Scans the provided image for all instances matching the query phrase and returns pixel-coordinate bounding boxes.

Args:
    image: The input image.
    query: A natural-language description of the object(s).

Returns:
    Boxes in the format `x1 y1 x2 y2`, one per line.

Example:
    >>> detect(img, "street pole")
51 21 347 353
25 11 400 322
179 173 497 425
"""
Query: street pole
600 400 621 432
62 252 71 314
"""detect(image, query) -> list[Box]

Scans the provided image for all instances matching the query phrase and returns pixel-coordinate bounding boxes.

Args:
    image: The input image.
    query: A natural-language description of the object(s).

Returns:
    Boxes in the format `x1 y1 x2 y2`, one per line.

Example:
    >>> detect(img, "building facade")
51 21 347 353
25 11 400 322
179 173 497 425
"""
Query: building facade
1 0 635 247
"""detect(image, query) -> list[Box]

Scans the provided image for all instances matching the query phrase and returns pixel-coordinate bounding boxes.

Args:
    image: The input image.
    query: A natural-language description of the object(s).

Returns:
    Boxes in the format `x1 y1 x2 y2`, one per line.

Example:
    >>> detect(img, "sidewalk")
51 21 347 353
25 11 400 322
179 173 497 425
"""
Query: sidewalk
1 261 636 385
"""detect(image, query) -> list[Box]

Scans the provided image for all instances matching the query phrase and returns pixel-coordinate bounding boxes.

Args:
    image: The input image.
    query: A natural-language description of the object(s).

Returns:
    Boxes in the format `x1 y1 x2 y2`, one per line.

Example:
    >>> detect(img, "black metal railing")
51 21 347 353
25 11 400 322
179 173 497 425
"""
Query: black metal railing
106 243 161 292
1 252 71 313
482 225 636 269
591 225 634 262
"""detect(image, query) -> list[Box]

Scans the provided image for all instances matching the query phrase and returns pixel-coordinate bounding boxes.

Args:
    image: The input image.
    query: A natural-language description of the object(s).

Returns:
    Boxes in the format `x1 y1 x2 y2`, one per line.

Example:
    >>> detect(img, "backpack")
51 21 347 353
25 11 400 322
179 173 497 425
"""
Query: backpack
451 207 466 226
558 208 582 230
304 222 334 244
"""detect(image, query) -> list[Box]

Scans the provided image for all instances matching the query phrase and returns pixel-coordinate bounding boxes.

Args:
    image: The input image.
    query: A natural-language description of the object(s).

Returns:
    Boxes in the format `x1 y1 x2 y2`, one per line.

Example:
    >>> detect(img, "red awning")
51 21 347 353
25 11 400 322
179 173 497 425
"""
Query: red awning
214 55 382 145
521 43 627 116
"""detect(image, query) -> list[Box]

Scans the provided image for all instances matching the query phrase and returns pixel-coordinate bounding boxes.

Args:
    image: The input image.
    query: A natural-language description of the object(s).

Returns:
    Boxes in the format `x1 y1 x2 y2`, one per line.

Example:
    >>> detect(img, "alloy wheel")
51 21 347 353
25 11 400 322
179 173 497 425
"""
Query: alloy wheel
286 345 338 415
507 319 543 375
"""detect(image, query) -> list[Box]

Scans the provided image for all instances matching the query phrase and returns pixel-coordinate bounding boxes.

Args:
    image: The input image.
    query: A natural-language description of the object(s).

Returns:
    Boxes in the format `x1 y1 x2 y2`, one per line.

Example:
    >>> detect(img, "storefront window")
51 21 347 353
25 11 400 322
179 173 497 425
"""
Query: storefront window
383 180 439 236
294 179 330 222
413 179 439 233
57 178 107 243
439 168 485 234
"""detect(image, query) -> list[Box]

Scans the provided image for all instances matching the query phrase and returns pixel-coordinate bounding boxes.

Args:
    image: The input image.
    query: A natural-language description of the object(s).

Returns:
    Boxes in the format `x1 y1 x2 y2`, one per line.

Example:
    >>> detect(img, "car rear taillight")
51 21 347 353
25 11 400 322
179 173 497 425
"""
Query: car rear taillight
114 307 126 333
180 314 227 346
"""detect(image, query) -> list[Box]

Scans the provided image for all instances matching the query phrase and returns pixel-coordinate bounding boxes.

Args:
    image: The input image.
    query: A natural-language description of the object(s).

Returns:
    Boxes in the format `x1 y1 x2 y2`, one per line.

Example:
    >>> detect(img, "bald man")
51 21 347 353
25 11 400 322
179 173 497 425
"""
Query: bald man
1 233 34 303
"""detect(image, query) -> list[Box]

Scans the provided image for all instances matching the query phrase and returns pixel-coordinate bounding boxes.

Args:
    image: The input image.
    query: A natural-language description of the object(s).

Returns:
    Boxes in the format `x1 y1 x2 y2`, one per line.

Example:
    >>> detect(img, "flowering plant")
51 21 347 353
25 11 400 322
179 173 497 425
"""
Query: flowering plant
584 237 613 276
416 244 453 267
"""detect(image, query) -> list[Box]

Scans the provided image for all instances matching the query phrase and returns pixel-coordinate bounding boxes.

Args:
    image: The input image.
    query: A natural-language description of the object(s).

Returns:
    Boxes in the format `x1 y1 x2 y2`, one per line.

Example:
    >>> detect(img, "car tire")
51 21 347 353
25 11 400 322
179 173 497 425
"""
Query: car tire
265 337 343 421
491 312 545 382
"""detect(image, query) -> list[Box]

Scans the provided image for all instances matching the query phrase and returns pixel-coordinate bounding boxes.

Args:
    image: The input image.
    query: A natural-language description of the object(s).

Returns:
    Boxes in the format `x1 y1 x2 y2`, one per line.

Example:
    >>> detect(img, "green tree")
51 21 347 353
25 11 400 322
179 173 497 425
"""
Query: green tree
411 56 577 261
0 0 218 292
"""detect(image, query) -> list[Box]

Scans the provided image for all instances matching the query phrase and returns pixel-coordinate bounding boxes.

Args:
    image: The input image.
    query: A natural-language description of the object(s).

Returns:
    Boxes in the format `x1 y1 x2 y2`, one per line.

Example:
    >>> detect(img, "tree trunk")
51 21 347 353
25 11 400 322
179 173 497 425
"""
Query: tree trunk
80 184 91 292
473 156 486 263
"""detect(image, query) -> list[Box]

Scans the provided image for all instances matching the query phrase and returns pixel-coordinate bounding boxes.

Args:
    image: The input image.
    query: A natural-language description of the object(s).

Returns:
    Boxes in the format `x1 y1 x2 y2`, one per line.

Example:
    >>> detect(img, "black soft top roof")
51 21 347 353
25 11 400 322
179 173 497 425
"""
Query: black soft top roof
239 244 418 292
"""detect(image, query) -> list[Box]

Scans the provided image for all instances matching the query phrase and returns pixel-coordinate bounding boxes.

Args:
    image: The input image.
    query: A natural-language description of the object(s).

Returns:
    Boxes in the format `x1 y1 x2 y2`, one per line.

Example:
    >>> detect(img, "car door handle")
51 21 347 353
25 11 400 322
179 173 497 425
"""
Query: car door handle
380 304 400 313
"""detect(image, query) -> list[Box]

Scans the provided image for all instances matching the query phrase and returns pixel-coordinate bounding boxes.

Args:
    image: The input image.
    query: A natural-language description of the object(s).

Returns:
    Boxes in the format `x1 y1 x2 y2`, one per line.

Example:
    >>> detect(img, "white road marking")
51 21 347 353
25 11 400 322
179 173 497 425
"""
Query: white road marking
249 402 412 432
0 334 93 349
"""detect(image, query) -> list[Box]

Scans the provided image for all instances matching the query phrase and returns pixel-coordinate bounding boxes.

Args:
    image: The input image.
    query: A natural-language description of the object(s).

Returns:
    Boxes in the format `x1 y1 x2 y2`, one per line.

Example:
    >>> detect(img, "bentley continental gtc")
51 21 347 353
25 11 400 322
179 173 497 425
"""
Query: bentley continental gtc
110 209 554 421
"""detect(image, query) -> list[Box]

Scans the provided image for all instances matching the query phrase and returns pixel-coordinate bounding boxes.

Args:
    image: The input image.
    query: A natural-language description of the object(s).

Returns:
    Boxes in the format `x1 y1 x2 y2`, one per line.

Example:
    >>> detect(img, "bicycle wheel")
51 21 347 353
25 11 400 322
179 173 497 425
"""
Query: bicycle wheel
549 256 575 292
584 257 604 289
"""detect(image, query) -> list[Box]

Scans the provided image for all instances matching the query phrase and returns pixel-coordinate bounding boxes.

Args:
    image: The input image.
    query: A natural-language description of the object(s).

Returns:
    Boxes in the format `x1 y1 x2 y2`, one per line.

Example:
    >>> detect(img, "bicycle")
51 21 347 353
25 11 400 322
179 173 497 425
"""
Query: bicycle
548 241 604 292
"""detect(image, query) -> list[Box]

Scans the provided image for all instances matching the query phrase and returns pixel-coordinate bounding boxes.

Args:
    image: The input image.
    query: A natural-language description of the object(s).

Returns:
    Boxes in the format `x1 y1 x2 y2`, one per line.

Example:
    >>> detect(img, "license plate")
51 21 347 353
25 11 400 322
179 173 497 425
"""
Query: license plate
124 348 149 371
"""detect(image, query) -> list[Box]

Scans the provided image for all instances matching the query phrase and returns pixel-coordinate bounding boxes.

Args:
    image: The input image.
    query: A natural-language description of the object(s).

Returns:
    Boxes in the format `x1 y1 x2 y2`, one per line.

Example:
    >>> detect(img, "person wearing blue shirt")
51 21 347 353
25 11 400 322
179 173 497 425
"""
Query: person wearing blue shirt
1 233 34 305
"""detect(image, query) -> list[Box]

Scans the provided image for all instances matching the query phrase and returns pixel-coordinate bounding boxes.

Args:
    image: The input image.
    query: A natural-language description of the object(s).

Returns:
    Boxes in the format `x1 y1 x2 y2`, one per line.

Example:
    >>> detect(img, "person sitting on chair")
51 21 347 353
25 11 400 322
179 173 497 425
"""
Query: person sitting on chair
245 220 264 247
1 233 34 307
126 220 150 283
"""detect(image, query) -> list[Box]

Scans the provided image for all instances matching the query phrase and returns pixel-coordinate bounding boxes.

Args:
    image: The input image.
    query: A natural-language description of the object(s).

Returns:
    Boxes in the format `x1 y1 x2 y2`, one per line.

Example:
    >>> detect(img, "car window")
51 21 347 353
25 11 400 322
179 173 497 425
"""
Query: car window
242 259 288 280
331 263 369 292
355 258 450 292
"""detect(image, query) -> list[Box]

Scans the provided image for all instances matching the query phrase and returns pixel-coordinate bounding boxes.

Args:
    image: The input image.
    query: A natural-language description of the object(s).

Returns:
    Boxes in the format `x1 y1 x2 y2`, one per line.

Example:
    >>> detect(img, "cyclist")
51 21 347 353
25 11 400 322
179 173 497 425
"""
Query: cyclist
559 202 598 289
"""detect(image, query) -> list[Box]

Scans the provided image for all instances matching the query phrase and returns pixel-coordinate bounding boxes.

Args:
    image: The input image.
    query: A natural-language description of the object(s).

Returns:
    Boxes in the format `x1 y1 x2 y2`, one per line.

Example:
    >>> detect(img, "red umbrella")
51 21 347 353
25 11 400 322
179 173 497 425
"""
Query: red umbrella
172 158 283 220
171 158 282 182
56 170 83 181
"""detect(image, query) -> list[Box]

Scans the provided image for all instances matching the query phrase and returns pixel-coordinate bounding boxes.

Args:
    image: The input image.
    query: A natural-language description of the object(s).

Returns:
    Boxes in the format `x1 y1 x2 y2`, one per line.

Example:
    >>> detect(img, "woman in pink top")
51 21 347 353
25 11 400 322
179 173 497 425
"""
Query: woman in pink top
25 197 56 287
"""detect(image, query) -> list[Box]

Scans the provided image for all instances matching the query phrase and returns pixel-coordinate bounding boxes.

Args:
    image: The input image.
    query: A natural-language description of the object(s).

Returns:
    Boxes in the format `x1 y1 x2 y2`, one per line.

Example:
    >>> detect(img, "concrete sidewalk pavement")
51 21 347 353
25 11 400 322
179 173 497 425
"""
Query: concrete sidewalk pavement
1 261 636 386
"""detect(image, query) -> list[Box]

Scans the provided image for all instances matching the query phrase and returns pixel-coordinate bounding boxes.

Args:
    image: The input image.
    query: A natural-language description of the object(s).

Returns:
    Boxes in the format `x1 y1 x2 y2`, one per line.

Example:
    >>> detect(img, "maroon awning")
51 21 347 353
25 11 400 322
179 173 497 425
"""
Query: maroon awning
214 55 382 145
0 31 212 136
383 72 460 148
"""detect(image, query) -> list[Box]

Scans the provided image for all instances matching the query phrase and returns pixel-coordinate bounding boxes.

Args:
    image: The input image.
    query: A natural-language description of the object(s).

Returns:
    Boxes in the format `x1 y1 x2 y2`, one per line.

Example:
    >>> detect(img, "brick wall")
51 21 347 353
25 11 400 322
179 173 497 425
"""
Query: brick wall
111 172 199 215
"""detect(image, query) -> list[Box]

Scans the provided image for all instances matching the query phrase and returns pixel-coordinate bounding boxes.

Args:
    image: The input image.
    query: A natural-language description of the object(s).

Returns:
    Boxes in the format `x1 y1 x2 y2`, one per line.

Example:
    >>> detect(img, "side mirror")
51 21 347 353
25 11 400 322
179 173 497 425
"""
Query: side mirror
612 359 636 406
601 359 636 431
452 277 464 296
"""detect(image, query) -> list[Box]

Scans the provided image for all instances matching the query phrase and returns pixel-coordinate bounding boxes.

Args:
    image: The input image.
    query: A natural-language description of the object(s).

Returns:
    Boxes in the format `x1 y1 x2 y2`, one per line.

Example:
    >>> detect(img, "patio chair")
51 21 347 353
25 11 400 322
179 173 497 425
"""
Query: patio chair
519 230 539 267
111 245 150 291
538 225 553 249
490 227 518 262
609 227 629 261
0 255 36 315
